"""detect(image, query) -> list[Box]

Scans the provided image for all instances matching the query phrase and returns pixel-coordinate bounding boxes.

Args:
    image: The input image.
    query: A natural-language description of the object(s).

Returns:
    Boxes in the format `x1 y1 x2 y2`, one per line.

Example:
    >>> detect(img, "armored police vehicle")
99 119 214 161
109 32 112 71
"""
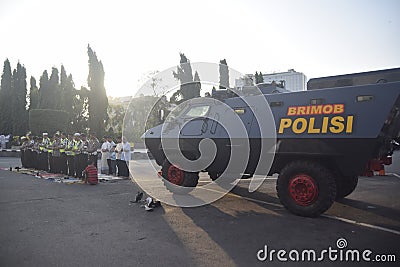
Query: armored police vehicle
144 68 400 217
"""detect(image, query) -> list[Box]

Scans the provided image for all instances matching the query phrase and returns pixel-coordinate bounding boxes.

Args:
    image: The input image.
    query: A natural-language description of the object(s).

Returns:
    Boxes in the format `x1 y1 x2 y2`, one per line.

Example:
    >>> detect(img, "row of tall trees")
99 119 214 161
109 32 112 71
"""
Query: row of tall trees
1 50 231 138
0 45 108 137
121 54 231 142
170 54 230 103
170 53 201 104
0 60 28 135
254 71 264 84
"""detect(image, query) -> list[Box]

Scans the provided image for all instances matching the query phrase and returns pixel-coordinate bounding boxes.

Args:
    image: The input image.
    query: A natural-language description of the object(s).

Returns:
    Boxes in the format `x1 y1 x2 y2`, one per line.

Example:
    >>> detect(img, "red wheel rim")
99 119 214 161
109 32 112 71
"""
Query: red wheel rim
167 165 184 185
288 174 318 206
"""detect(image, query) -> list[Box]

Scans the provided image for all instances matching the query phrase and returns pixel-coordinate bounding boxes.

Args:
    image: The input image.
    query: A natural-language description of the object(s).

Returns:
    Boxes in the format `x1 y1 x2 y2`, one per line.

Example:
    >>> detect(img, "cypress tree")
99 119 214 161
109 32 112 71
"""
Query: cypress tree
87 45 108 136
29 76 39 110
72 86 89 133
38 70 49 109
60 66 78 131
0 59 13 134
193 71 201 97
219 59 229 89
60 65 74 113
48 67 60 109
12 62 28 135
259 72 264 83
172 53 200 102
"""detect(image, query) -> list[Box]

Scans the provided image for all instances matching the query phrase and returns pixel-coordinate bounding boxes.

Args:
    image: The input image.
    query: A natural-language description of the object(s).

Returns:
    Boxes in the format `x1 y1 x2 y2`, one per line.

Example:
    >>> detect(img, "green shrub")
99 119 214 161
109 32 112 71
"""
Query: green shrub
29 109 70 135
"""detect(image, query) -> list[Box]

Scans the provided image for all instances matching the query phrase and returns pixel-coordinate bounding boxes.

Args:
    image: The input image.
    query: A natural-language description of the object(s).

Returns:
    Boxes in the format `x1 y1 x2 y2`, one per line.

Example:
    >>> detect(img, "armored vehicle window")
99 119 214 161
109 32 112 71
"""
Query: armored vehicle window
357 95 373 102
270 101 283 107
185 105 210 117
310 99 324 105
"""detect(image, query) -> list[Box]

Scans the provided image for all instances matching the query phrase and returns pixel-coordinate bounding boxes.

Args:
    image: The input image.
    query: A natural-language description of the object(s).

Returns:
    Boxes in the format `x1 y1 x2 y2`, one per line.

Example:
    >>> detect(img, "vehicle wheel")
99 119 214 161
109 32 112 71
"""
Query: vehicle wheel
335 175 358 200
276 160 337 217
161 160 199 194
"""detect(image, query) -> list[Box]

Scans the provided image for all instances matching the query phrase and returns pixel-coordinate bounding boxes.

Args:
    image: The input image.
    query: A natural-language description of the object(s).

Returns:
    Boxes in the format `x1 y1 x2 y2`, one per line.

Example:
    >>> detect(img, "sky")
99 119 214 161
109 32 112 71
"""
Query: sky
0 0 399 97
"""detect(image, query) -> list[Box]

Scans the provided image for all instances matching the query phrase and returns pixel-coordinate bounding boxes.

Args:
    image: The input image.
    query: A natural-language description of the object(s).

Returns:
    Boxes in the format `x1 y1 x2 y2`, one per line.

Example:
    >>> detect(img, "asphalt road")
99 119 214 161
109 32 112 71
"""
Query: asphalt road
0 154 399 267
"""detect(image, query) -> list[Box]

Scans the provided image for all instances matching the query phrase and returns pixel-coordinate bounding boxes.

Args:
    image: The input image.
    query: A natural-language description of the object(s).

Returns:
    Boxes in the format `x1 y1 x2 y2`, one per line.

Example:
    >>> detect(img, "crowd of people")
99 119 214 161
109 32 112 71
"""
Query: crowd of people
20 132 131 179
99 136 131 177
0 134 12 149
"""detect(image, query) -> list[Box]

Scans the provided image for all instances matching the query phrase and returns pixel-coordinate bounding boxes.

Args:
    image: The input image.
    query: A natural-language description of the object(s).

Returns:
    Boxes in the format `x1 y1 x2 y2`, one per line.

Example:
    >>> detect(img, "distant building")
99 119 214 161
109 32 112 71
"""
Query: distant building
235 69 307 92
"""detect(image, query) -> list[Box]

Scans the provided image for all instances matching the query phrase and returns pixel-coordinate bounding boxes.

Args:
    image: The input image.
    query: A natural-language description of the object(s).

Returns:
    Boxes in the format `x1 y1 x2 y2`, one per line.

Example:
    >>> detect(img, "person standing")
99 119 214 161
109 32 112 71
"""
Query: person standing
110 144 117 176
72 133 82 177
20 136 29 168
47 134 55 173
32 136 40 170
115 137 123 176
59 133 68 175
25 133 34 169
0 134 5 149
106 137 115 175
100 137 110 174
76 134 89 178
87 133 100 168
39 133 50 171
120 137 131 177
65 134 75 177
50 133 62 173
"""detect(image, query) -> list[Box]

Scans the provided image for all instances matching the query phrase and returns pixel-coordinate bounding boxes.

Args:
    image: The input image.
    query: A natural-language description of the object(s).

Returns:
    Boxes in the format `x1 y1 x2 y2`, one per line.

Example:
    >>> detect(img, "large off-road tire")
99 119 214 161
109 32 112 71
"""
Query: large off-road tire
161 160 199 194
335 175 358 200
276 160 337 217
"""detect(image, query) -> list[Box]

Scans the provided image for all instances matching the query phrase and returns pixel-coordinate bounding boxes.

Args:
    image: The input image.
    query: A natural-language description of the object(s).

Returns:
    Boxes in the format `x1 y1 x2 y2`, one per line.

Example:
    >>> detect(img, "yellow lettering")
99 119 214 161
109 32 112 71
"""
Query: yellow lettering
330 116 345 133
292 118 307 134
323 105 333 114
298 106 306 115
321 117 329 133
346 115 354 133
279 118 292 134
334 104 344 114
308 117 320 133
287 107 296 116
311 105 322 115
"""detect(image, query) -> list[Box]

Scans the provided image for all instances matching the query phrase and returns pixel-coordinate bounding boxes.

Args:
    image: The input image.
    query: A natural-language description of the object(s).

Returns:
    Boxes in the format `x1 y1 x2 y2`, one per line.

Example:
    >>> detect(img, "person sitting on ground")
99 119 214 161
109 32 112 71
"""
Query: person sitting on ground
82 160 98 185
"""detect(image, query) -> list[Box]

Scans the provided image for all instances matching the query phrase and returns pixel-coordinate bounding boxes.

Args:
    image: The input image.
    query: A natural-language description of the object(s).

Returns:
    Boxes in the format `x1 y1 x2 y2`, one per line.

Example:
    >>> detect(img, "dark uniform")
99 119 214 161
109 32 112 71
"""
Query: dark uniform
65 136 75 176
31 137 40 170
60 135 68 174
76 135 89 179
25 137 35 169
20 137 29 168
72 135 82 178
50 136 62 173
87 136 100 168
39 134 50 171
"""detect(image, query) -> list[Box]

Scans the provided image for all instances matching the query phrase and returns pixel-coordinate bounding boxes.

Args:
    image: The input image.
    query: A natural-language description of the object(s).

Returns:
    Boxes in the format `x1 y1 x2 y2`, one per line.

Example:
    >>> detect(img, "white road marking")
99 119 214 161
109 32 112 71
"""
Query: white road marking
201 187 400 236
237 177 277 182
199 186 283 208
387 172 400 180
322 215 400 236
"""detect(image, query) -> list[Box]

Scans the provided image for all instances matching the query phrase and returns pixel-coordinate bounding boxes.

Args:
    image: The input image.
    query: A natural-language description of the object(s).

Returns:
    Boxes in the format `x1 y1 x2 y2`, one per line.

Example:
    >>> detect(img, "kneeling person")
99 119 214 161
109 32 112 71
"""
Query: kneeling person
83 161 98 185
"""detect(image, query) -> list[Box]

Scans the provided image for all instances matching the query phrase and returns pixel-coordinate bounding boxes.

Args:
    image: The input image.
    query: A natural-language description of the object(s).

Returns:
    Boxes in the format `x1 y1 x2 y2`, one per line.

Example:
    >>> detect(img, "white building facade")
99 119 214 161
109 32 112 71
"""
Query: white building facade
261 69 307 92
235 69 307 92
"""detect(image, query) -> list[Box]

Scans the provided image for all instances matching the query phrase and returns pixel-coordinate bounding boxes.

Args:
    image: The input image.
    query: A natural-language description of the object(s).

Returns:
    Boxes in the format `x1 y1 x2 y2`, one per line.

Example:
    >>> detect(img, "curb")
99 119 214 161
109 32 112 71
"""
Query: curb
0 149 153 159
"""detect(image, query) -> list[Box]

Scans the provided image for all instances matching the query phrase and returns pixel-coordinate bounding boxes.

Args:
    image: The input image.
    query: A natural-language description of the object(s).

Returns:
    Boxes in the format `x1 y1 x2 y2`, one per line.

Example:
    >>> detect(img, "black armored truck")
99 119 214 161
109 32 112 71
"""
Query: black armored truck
144 68 400 217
